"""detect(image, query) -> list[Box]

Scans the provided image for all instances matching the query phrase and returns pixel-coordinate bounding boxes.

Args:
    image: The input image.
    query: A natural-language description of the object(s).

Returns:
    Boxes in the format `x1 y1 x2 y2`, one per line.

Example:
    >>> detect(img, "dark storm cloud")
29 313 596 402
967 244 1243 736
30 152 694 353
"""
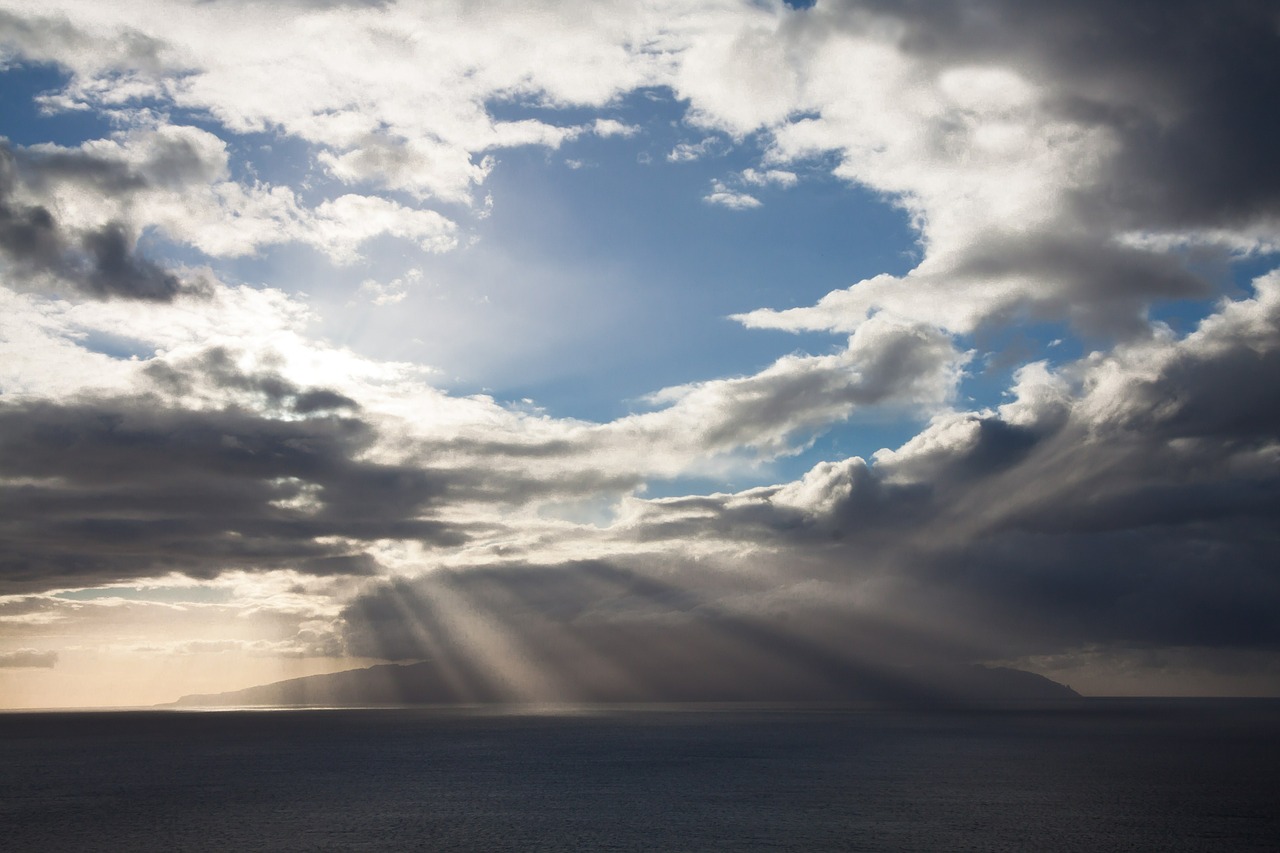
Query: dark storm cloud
0 140 207 301
914 522 1280 657
0 394 468 594
337 560 1032 703
0 649 58 668
839 0 1280 230
907 424 1275 653
953 233 1213 336
627 284 1280 662
0 344 657 596
242 0 1278 609
1119 349 1280 444
920 437 1276 655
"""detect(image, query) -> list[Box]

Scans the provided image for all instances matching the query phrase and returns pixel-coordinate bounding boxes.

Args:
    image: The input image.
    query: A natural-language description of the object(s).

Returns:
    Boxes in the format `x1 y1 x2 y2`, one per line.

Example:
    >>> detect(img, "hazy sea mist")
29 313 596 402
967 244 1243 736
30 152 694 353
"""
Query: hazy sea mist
4 701 1278 852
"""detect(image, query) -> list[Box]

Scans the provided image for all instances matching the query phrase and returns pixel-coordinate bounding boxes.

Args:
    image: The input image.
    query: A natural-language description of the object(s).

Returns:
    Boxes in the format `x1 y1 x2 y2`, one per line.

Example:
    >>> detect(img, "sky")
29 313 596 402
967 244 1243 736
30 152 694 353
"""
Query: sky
1 0 1278 708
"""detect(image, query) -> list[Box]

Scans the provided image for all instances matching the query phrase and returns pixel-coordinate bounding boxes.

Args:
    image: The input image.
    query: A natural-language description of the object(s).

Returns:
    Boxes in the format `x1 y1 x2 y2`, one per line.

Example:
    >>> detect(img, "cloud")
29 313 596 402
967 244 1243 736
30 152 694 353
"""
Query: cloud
622 315 963 458
703 180 760 210
0 389 467 595
337 560 992 703
739 167 797 187
12 1 1264 336
0 306 967 595
143 347 360 415
0 648 58 668
850 0 1280 234
8 126 461 265
0 0 1277 697
626 275 1280 663
0 0 723 207
318 135 491 205
349 315 966 488
668 137 721 163
703 167 798 211
719 0 1280 340
358 269 423 306
592 118 639 138
737 233 1211 339
0 9 168 73
0 141 203 301
308 194 458 262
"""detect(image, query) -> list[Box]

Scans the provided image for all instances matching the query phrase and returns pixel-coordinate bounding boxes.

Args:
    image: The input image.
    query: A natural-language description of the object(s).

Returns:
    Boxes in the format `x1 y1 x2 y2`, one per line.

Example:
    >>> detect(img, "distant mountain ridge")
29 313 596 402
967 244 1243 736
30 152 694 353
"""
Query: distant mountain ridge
168 661 1080 708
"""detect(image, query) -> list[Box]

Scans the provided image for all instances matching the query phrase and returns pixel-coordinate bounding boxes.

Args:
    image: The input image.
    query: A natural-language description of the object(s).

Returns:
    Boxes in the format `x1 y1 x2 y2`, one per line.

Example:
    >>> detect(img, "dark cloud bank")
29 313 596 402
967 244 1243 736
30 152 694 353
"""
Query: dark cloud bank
328 273 1280 693
179 561 1080 706
0 390 460 594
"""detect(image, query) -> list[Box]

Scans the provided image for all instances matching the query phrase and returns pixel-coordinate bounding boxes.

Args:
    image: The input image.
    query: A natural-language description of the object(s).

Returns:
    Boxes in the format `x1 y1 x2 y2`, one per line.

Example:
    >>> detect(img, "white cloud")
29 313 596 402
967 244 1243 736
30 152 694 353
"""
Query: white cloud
667 137 720 162
0 0 745 203
7 125 460 264
703 180 761 210
359 269 425 307
592 118 640 138
739 167 797 188
591 314 966 474
703 167 798 210
318 136 492 205
309 194 457 262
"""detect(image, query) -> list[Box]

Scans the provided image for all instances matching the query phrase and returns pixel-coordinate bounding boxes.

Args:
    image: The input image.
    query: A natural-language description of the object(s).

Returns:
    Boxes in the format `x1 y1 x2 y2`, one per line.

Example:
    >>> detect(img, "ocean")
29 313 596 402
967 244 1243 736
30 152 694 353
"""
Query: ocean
3 700 1278 851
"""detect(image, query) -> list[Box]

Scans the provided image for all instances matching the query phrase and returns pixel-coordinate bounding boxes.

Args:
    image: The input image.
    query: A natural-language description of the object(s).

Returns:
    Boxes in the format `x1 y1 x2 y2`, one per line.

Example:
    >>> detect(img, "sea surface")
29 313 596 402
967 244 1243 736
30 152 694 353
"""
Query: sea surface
2 700 1279 852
